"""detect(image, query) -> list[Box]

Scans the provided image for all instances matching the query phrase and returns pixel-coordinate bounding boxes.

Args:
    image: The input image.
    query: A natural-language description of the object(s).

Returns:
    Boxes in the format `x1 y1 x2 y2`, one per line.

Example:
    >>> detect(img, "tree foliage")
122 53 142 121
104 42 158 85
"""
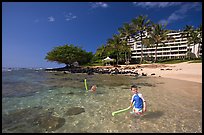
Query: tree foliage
45 44 93 66
131 15 152 64
94 15 202 64
145 23 170 62
182 25 201 59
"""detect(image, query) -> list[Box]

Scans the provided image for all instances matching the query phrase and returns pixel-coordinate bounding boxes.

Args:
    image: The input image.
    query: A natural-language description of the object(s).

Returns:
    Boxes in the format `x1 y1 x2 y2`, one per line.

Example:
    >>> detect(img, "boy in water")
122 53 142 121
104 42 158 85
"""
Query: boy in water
130 85 146 115
89 85 97 92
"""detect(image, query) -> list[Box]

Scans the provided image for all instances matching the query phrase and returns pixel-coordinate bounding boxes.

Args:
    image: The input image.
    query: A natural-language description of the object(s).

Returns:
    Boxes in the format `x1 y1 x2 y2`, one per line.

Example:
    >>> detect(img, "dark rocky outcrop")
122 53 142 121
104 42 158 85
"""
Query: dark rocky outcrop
45 65 148 77
65 107 85 116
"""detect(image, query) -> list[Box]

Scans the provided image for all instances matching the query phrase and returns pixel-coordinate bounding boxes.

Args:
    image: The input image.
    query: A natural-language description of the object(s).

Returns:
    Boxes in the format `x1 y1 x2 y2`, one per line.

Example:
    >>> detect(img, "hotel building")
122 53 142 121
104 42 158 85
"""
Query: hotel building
128 30 202 62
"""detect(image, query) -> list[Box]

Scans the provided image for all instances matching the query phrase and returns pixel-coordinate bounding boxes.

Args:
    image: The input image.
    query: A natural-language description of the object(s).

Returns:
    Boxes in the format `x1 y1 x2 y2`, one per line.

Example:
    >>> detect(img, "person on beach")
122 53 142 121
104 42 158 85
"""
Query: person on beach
89 85 97 92
130 85 146 115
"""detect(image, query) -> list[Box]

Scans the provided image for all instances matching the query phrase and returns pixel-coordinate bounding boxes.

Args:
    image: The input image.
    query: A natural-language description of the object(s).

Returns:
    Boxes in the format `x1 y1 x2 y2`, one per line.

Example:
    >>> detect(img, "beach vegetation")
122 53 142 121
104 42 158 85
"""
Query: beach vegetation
106 34 124 65
118 23 134 64
181 25 200 60
131 15 152 64
188 59 202 63
143 23 170 63
45 44 93 67
157 58 202 64
94 18 202 65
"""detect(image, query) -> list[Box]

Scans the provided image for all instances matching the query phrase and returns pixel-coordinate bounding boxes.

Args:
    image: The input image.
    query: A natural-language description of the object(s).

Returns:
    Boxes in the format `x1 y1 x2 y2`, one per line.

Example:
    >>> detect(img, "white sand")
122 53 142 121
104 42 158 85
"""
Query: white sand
91 62 202 83
137 62 202 83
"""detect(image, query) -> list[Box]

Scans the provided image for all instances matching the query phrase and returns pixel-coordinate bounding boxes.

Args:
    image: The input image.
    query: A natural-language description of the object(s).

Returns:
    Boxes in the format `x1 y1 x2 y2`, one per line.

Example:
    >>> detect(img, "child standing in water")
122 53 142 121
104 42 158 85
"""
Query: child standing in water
130 85 146 115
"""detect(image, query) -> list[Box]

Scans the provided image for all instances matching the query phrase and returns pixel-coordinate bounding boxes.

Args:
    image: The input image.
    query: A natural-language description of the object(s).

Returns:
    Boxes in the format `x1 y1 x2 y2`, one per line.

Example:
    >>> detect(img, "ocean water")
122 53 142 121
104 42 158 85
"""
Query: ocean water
2 69 202 133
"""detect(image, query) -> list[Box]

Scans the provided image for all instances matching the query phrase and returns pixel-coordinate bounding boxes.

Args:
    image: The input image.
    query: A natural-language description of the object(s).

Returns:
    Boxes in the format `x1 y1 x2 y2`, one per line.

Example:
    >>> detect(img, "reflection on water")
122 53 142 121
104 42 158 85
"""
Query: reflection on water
2 70 202 133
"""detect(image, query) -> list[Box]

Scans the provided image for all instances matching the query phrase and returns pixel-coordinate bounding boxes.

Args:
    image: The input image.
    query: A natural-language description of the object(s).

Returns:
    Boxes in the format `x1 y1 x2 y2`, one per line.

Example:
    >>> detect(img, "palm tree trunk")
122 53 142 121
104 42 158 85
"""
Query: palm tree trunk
194 44 196 55
125 52 127 64
140 32 143 64
154 43 158 63
197 43 200 58
116 52 119 65
127 51 130 64
188 45 191 60
125 38 128 64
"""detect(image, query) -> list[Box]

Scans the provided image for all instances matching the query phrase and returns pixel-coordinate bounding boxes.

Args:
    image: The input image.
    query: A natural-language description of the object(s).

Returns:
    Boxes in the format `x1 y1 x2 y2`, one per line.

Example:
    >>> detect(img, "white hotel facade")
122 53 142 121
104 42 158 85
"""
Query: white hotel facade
128 30 202 62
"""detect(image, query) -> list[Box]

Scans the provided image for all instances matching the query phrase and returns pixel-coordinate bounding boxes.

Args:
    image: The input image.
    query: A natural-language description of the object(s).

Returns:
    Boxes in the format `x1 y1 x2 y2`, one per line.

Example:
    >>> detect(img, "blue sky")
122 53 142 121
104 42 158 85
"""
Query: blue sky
2 2 202 68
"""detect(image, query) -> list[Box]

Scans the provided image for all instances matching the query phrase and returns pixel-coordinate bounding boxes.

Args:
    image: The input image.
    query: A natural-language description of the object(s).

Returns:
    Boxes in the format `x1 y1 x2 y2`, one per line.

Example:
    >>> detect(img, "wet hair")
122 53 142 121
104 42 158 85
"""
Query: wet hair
131 85 138 90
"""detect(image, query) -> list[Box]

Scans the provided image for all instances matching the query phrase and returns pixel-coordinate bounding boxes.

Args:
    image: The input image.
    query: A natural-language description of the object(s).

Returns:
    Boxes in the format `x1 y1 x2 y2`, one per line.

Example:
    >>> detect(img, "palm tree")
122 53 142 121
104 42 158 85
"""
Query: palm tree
182 25 200 59
146 24 169 63
118 23 134 64
189 29 200 58
142 37 154 62
131 15 152 64
197 24 202 58
106 34 123 65
181 25 194 59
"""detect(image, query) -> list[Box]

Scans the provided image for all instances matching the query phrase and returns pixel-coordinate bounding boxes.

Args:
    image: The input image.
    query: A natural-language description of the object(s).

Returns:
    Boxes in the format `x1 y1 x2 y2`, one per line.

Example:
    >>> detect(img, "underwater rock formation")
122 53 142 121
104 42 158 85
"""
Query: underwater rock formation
65 107 85 116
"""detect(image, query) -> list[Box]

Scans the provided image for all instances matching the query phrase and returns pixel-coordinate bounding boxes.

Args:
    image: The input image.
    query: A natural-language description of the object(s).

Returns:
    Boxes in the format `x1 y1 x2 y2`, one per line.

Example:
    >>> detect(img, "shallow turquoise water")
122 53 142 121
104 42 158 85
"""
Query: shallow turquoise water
2 69 202 133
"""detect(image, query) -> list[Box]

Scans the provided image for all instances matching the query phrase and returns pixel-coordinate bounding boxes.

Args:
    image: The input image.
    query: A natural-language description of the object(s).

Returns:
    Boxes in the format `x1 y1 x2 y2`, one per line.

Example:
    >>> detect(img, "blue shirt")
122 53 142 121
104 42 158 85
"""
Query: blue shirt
131 93 144 109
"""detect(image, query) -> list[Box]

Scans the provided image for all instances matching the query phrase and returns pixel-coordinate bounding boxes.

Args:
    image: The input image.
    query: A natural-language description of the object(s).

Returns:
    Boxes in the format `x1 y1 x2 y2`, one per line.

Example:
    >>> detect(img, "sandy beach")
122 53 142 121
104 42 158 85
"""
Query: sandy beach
93 62 199 83
135 62 202 83
91 62 202 83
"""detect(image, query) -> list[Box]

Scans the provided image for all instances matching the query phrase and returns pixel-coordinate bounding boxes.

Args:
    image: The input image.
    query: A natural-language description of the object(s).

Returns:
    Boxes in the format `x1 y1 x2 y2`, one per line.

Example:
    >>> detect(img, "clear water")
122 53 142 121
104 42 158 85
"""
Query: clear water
2 69 202 133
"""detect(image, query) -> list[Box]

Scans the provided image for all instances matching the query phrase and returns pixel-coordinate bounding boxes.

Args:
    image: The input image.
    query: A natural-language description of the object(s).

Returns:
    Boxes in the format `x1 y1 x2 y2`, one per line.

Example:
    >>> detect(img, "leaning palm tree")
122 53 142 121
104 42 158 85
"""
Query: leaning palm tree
131 15 152 64
118 23 134 64
147 23 169 63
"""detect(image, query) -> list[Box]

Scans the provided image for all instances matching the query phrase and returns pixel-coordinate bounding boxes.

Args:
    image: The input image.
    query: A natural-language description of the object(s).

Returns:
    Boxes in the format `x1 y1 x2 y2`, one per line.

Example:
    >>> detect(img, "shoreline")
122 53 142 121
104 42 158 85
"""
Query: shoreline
45 62 202 84
90 62 202 83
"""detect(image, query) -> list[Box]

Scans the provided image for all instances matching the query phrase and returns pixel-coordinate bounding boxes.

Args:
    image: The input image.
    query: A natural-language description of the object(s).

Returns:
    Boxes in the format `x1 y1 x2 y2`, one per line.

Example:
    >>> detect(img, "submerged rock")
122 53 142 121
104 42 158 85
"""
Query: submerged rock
2 106 65 133
32 114 65 132
65 107 85 116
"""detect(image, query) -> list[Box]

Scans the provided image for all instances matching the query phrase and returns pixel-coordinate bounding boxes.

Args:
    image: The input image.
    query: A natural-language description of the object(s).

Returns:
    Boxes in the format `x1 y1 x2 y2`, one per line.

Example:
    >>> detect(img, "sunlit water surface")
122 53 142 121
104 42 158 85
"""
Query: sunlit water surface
2 69 202 133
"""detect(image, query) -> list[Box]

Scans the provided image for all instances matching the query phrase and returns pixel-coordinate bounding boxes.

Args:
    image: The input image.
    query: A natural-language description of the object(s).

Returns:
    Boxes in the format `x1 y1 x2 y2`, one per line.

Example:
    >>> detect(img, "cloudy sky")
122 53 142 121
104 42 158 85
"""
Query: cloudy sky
2 2 202 68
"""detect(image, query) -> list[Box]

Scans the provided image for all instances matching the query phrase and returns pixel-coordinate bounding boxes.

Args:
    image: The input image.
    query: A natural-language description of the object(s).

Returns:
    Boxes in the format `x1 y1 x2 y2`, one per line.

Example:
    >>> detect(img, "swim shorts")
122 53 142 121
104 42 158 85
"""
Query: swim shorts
133 107 143 114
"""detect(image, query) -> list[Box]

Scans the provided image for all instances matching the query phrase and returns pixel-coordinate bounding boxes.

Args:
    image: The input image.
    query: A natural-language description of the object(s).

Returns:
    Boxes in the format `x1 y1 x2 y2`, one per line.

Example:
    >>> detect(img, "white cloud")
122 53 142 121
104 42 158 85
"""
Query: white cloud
90 2 109 8
48 16 55 22
133 2 182 8
158 2 201 25
72 16 77 19
64 12 77 21
65 18 70 21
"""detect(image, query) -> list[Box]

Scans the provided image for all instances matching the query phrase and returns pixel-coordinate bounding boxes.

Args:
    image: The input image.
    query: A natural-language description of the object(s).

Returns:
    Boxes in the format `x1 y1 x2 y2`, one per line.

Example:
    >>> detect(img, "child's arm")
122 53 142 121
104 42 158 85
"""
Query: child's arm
143 100 146 112
130 95 134 107
130 101 134 107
